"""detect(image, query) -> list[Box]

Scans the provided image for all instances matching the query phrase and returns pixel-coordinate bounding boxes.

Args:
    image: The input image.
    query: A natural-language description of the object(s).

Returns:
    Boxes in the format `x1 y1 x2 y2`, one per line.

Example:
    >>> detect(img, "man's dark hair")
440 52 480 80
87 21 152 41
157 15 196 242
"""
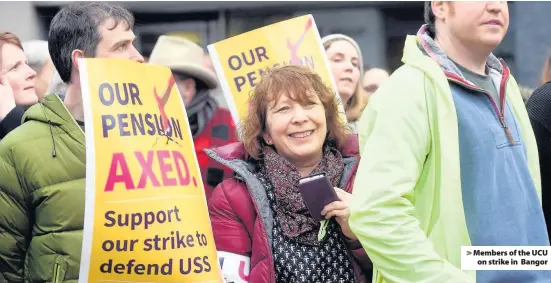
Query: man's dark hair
424 1 436 36
48 2 134 83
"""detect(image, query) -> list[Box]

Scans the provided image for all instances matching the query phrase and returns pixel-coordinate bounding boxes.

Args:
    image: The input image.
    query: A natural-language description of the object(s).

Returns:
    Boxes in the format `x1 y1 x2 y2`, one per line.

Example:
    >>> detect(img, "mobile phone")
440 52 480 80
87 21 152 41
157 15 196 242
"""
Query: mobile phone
298 173 339 221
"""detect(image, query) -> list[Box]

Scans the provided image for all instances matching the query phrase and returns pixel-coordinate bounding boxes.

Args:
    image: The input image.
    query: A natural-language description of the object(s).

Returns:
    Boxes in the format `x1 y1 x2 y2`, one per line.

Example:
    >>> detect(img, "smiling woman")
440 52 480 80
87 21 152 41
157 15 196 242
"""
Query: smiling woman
0 31 38 140
206 65 373 283
242 65 349 171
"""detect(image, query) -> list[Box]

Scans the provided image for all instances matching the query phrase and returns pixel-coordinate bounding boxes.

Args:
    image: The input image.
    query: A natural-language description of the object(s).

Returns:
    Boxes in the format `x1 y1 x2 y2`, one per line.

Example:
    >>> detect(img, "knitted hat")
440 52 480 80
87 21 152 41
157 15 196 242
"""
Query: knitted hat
321 34 364 75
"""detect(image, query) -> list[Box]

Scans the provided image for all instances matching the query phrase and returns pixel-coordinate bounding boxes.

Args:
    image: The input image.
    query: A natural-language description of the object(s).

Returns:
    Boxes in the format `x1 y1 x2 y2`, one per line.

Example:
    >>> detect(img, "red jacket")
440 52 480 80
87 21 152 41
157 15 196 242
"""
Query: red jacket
194 107 237 200
206 135 372 283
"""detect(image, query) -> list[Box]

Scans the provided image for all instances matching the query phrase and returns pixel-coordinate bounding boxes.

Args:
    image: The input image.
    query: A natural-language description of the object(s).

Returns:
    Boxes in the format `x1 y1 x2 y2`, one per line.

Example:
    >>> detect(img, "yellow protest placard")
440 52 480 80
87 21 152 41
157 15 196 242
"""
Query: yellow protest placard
208 14 346 125
79 58 222 283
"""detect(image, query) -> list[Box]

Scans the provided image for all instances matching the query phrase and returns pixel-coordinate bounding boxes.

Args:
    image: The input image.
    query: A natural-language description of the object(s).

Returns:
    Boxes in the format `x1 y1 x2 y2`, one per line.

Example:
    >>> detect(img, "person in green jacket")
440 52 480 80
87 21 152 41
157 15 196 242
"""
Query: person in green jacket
0 2 144 282
349 2 551 283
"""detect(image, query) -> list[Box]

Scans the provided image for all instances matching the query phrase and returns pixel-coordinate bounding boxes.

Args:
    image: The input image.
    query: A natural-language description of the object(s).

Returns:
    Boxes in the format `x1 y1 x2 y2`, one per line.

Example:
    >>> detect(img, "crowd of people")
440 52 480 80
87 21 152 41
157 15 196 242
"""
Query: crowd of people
1 1 551 283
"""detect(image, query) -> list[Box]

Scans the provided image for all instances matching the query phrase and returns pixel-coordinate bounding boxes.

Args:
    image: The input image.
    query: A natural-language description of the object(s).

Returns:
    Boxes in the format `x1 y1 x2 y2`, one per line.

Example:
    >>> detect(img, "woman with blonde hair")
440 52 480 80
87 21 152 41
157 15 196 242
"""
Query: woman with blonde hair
322 34 367 133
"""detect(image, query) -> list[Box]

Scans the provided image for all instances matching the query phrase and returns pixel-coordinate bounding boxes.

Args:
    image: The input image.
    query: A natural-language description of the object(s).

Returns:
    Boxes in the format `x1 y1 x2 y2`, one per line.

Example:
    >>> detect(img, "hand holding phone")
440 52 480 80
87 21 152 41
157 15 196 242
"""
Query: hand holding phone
298 173 339 221
321 188 358 240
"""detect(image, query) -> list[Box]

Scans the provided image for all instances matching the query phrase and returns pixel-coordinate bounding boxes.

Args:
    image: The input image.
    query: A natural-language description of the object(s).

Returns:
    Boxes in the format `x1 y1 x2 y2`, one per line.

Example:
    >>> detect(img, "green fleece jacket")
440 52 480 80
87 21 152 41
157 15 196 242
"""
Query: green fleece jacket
348 35 540 283
0 94 85 283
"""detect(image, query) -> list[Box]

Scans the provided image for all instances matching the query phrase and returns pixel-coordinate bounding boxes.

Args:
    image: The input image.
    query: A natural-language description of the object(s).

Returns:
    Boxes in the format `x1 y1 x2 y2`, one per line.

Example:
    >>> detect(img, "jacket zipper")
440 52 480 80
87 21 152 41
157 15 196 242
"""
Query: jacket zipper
418 26 515 145
52 262 61 283
444 68 515 145
51 256 67 283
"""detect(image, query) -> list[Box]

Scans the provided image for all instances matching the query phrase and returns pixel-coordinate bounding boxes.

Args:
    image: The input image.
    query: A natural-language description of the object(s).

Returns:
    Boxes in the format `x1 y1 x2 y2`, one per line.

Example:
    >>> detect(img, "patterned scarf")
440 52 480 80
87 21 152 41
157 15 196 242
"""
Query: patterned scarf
262 145 344 246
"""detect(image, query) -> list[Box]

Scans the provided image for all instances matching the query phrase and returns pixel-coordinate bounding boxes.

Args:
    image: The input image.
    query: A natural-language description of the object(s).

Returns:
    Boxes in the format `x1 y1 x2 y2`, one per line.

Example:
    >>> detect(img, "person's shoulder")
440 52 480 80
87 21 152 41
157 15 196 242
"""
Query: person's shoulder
0 119 51 152
527 82 551 105
526 82 551 126
1 94 77 152
208 177 252 210
215 177 249 199
0 120 53 183
381 65 428 92
369 65 430 109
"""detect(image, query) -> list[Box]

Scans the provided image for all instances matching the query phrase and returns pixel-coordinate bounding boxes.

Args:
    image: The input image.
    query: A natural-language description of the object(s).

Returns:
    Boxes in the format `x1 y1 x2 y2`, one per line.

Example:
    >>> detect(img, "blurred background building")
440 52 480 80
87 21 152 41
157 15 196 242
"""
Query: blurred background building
2 1 550 88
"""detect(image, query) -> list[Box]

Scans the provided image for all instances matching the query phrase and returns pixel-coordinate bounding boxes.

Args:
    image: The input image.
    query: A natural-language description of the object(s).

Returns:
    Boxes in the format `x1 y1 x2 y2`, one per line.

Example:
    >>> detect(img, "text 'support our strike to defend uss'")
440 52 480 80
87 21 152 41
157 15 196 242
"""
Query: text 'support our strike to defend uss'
78 58 223 283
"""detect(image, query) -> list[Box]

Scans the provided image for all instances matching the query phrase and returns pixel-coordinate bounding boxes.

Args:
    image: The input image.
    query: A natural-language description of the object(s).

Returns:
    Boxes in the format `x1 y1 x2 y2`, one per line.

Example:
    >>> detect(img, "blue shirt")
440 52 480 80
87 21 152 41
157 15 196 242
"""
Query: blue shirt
451 72 551 282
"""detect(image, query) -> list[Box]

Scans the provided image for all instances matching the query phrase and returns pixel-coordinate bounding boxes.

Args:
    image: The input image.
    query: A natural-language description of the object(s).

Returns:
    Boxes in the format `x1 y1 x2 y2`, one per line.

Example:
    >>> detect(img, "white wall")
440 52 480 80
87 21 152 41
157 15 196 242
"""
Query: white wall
0 1 44 41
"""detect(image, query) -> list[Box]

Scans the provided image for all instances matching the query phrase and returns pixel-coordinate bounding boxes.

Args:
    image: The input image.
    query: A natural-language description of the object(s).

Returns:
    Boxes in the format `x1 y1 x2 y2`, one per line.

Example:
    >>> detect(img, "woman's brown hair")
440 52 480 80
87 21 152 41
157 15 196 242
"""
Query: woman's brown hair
242 65 349 159
0 31 23 66
323 39 367 122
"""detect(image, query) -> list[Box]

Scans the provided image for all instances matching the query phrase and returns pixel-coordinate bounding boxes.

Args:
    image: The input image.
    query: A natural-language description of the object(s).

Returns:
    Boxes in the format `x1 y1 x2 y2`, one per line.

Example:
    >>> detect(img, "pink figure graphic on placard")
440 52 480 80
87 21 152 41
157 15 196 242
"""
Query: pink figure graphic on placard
153 75 181 147
286 18 313 65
